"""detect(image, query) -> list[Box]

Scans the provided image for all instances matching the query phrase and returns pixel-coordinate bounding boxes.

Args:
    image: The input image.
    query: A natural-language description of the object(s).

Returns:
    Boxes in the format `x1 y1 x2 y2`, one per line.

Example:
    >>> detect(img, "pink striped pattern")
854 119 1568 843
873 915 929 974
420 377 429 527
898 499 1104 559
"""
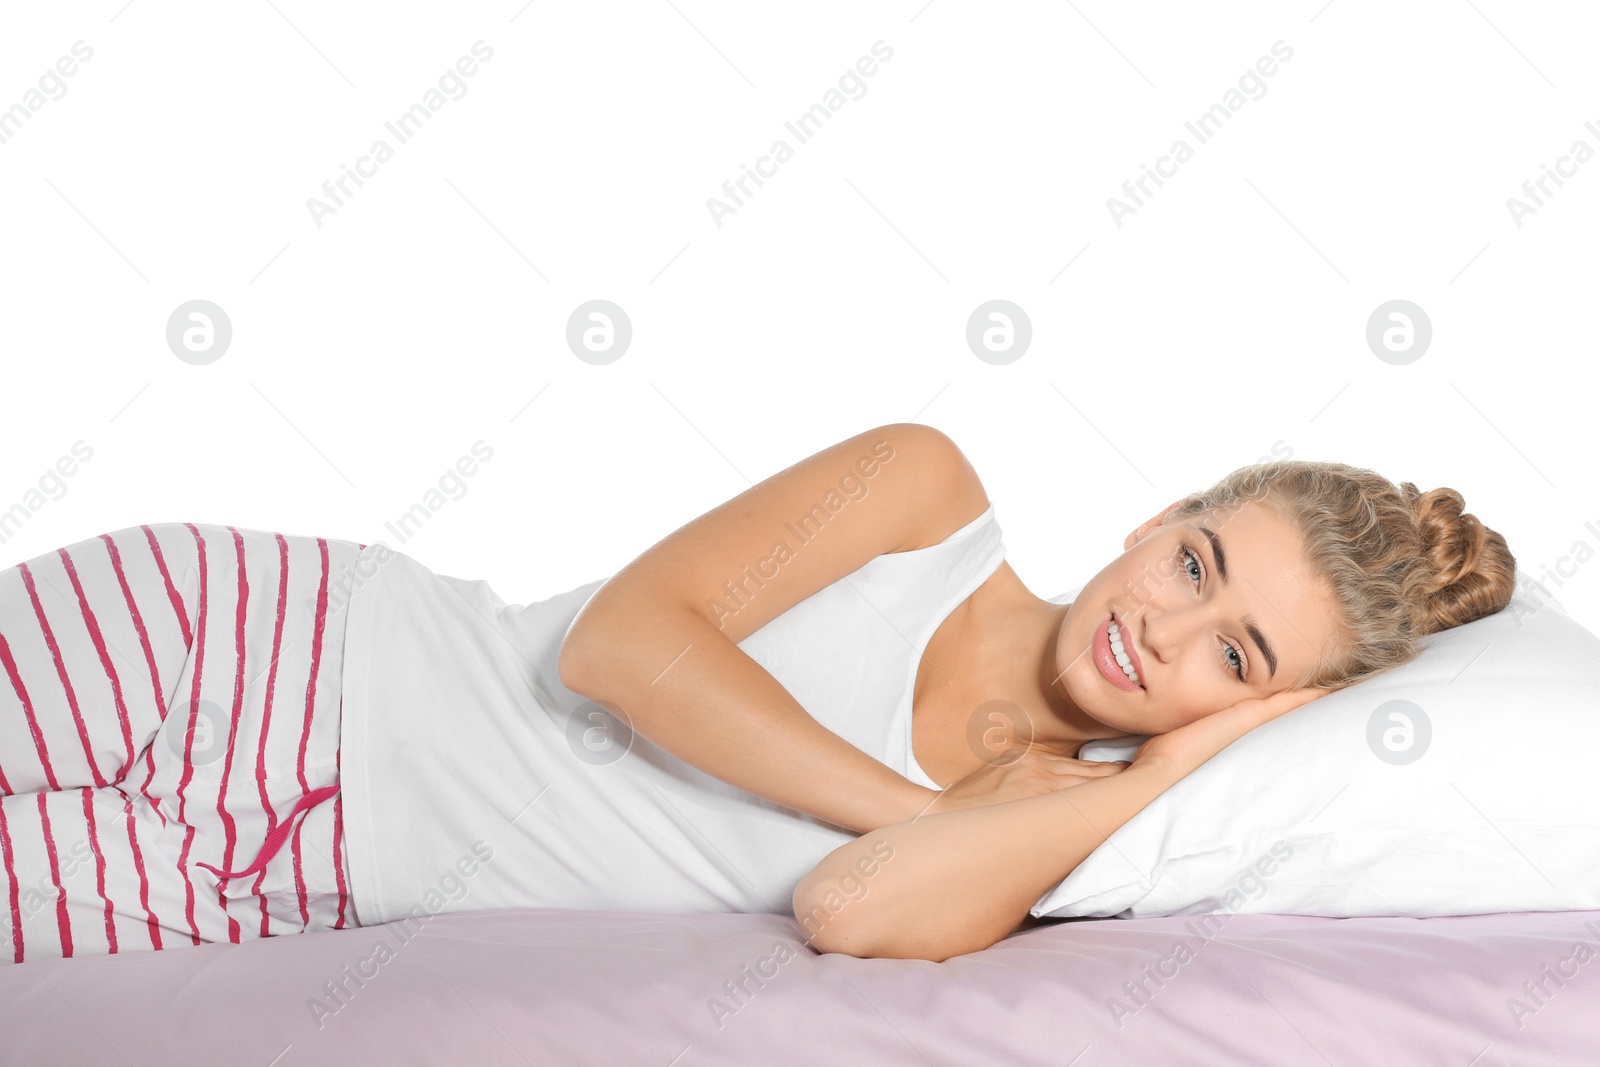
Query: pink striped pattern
0 522 366 964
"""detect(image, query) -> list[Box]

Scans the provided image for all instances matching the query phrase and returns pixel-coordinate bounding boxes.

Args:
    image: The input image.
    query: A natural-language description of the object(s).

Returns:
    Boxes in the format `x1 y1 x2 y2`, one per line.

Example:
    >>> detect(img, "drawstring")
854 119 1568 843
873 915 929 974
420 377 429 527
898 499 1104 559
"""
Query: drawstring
197 784 340 881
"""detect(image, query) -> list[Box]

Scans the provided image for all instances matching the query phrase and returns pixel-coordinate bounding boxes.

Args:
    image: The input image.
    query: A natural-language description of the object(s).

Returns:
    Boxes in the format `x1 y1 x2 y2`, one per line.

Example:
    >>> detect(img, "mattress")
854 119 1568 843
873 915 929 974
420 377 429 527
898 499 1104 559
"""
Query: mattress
2 906 1593 1065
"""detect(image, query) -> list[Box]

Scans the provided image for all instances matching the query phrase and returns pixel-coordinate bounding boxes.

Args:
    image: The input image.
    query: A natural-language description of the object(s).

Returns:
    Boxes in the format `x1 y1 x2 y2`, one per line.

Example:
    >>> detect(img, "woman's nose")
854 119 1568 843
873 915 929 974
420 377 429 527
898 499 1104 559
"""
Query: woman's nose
1134 607 1197 665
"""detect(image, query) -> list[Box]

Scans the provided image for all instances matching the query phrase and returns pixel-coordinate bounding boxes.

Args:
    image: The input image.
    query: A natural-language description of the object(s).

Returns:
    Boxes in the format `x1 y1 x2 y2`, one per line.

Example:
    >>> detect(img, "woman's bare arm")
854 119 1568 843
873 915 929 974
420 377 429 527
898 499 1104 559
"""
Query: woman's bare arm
556 423 989 834
792 688 1333 961
791 757 1189 961
564 594 942 833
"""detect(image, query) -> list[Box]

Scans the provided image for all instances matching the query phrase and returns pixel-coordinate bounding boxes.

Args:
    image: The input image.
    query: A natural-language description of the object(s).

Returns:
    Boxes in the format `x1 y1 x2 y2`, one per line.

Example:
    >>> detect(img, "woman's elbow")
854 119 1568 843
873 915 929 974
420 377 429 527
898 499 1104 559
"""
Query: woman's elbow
792 874 892 958
790 881 967 962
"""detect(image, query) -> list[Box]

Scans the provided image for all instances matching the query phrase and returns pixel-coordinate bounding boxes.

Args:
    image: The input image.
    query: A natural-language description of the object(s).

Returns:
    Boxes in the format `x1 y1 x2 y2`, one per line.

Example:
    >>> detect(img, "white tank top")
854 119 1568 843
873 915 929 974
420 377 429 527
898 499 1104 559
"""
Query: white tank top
338 503 1006 923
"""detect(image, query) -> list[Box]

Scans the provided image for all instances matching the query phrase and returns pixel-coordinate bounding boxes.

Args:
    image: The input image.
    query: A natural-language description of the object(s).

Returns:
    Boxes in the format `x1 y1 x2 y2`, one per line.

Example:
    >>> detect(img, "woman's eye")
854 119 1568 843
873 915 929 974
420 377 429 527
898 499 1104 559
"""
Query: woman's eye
1223 642 1246 681
1181 546 1202 585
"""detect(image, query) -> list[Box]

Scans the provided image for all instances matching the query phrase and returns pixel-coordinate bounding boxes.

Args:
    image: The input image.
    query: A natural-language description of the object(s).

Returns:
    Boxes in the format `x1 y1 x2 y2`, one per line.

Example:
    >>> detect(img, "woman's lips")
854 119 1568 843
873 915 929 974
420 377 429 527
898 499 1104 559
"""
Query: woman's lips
1094 612 1144 692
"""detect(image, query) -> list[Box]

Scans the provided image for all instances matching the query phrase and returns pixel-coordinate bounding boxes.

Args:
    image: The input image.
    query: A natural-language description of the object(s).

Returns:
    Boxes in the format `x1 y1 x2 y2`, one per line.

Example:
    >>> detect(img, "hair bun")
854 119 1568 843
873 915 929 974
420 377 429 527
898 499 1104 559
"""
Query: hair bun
1399 481 1513 632
1412 486 1479 592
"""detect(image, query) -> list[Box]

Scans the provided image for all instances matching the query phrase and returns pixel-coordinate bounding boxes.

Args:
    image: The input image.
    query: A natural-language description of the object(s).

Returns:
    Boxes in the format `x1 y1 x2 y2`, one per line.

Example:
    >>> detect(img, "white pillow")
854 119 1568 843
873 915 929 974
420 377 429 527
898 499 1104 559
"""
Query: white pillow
1030 580 1600 919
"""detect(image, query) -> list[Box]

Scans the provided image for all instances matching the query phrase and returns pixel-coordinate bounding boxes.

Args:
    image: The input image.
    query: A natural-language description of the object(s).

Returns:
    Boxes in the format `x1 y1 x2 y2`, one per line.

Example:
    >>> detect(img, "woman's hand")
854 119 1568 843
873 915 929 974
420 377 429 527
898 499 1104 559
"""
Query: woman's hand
924 745 1132 816
1132 685 1334 775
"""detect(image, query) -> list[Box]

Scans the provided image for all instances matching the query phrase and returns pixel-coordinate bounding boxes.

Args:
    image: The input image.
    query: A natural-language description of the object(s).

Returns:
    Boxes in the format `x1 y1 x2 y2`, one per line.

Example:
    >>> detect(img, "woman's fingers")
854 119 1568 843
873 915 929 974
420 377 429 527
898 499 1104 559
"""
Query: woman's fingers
1045 757 1127 776
1241 685 1335 728
1029 752 1108 766
1134 686 1338 773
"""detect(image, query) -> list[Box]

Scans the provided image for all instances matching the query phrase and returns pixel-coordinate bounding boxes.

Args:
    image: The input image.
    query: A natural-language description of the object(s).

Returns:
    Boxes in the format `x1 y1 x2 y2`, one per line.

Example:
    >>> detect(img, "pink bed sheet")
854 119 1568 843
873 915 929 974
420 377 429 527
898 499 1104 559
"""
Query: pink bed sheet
2 907 1595 1065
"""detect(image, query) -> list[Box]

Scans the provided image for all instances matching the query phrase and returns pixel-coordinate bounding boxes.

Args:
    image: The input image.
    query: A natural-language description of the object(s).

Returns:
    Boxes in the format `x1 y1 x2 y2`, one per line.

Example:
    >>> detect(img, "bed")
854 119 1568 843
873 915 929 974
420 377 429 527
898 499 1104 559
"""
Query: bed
2 904 1594 1065
7 579 1600 1065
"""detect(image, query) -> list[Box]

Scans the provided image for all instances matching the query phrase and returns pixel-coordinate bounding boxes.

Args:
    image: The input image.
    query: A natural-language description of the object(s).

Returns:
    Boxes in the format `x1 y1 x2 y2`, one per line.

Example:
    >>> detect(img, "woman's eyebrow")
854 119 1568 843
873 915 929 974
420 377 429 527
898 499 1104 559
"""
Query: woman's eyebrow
1197 524 1279 680
1198 524 1229 583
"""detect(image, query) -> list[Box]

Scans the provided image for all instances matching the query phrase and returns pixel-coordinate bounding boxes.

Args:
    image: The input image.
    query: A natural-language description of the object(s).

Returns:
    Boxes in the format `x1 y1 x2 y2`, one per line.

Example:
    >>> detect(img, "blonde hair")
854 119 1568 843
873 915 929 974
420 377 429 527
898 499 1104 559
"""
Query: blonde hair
1162 459 1517 691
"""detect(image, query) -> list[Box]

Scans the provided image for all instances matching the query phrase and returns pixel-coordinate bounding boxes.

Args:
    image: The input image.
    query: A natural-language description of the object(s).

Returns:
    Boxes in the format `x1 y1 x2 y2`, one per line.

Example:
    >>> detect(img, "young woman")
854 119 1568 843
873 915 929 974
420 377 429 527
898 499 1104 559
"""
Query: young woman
0 423 1515 965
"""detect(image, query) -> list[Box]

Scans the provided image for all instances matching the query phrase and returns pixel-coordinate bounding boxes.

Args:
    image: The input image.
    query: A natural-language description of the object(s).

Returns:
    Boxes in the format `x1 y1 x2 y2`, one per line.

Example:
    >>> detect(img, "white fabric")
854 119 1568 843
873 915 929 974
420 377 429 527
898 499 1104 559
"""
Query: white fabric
338 504 1006 922
1030 578 1600 920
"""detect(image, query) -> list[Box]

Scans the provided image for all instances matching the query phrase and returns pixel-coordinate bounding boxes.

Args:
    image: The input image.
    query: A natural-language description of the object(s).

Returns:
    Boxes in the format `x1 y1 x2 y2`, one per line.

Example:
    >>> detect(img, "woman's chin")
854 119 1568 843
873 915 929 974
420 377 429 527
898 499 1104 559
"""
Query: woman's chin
1081 688 1159 738
1068 685 1128 735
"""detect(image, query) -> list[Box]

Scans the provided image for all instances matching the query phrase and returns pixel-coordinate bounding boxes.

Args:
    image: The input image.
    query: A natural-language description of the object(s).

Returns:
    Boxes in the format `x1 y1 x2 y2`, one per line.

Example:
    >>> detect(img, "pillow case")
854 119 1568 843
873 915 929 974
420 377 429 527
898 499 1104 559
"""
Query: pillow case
1029 582 1600 919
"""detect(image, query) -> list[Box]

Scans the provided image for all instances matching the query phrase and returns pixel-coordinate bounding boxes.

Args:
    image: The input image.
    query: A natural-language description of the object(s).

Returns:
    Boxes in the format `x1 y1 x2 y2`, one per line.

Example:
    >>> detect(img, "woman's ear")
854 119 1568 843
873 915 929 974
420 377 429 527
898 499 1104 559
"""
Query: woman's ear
1124 498 1188 551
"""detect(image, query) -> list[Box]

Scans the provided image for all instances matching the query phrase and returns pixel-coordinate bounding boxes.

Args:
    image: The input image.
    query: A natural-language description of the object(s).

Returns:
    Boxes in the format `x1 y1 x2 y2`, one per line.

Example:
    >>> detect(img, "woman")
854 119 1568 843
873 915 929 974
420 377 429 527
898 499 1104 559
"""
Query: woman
0 423 1515 965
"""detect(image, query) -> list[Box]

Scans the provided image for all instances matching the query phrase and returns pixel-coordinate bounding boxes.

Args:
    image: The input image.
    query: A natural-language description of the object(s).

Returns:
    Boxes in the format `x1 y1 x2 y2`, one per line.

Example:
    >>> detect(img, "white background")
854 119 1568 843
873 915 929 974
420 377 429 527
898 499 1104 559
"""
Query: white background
1 1 1595 635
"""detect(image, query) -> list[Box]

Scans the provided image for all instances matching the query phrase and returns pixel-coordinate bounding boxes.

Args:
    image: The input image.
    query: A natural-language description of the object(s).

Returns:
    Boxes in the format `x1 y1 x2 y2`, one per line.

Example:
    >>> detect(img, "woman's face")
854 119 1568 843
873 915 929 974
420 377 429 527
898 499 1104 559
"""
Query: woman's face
1053 497 1342 738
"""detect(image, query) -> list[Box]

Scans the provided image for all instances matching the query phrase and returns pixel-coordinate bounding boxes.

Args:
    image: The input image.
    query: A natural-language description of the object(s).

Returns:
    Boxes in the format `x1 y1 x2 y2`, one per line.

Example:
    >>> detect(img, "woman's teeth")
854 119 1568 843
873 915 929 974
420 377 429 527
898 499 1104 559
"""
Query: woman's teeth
1108 619 1142 687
